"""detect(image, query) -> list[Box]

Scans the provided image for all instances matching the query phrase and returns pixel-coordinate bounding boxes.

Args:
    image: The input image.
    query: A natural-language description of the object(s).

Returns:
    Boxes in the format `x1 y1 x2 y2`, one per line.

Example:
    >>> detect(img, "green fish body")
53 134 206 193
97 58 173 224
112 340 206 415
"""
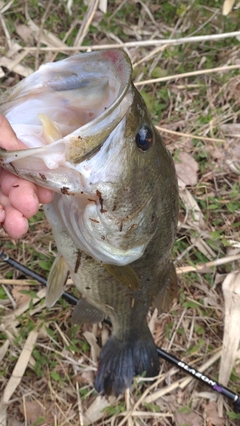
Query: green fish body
0 50 179 396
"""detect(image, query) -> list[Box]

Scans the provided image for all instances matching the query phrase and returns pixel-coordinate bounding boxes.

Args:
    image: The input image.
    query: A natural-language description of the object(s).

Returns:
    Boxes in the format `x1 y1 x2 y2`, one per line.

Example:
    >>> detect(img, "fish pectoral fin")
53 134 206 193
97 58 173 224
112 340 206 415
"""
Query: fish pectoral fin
103 264 140 290
72 299 105 324
46 254 69 307
153 262 179 313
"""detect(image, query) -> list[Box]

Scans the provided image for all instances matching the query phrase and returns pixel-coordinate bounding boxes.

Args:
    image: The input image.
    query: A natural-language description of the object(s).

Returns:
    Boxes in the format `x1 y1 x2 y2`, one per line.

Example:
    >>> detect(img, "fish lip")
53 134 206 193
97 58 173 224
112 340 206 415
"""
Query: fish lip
62 50 133 163
76 50 132 132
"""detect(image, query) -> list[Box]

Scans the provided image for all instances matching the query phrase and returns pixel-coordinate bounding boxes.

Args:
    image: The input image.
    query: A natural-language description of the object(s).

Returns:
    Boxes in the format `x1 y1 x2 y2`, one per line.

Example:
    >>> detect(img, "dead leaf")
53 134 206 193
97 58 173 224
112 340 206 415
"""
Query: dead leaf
12 286 31 306
15 24 34 44
24 401 46 425
101 327 109 347
83 331 101 363
191 236 216 260
205 401 225 426
0 340 9 363
221 123 240 135
227 140 240 175
174 408 202 426
0 403 7 426
82 395 109 425
2 329 39 404
0 56 33 77
175 152 199 187
20 399 72 425
25 10 69 49
219 125 240 174
0 67 5 78
73 370 94 386
219 271 240 386
223 0 236 15
148 308 158 334
179 187 205 230
99 0 108 13
7 417 23 426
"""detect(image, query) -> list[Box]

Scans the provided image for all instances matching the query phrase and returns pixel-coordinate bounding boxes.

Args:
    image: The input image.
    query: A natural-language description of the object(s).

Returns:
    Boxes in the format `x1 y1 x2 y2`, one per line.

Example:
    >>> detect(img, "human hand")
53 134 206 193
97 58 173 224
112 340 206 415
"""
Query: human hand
0 114 53 238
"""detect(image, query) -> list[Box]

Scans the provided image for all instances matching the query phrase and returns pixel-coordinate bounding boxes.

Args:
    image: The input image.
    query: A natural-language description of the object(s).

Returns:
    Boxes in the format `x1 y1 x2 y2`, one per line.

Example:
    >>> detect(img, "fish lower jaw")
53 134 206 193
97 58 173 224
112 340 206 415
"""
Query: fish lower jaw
71 234 147 266
58 200 147 265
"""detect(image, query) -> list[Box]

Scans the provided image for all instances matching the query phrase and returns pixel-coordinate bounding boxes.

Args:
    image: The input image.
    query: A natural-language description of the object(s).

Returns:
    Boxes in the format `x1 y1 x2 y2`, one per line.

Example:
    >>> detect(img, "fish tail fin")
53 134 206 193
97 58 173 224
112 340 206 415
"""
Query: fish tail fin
95 329 159 396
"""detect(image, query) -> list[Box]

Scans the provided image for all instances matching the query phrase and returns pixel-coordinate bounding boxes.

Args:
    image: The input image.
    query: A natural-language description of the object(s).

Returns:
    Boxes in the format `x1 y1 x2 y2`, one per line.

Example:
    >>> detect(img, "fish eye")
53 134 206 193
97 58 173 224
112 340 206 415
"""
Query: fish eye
136 125 153 152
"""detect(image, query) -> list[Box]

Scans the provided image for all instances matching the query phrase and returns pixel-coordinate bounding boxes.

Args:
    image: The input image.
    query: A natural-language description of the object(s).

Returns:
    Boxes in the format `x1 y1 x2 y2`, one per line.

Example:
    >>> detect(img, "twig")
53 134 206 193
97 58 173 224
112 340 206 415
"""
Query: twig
132 45 168 68
176 254 240 274
74 0 99 47
0 0 14 14
117 373 167 426
1 284 16 310
156 126 225 143
15 30 240 51
0 13 12 49
76 380 84 426
118 411 173 418
0 279 38 285
134 64 240 86
35 0 53 70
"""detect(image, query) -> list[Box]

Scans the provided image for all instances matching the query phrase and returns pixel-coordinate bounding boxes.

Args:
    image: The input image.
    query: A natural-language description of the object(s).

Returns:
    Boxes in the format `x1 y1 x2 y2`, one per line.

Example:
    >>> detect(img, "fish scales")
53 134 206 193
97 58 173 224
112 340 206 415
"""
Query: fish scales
0 49 179 396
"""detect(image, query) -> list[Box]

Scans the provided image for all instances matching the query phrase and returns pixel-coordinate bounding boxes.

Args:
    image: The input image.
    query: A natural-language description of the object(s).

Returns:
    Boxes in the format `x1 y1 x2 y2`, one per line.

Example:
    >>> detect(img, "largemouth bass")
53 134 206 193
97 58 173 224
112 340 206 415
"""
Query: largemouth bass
0 50 179 396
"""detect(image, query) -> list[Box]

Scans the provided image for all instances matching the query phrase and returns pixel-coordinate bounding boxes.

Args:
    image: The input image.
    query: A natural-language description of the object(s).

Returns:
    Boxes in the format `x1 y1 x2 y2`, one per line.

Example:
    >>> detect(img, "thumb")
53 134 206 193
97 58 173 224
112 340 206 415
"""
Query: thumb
0 114 26 150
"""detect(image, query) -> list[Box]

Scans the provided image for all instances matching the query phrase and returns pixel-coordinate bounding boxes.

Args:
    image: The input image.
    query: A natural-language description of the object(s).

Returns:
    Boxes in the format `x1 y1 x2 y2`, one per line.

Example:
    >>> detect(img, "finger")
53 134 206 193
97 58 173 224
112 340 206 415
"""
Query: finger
0 114 26 150
0 205 5 222
3 204 29 239
0 170 24 196
8 181 40 219
1 169 53 206
0 189 9 209
37 186 54 204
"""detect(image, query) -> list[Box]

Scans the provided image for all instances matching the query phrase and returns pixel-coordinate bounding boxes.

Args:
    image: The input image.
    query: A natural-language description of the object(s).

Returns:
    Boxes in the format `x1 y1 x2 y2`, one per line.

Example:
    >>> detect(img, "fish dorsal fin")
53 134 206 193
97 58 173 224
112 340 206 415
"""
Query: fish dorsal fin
103 264 140 290
46 254 69 307
72 298 105 324
153 262 179 314
38 113 62 144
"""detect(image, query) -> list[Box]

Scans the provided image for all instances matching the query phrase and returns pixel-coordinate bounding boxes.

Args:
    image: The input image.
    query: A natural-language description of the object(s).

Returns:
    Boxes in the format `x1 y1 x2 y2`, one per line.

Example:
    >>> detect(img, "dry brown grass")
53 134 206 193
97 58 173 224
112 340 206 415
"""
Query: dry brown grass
0 1 240 425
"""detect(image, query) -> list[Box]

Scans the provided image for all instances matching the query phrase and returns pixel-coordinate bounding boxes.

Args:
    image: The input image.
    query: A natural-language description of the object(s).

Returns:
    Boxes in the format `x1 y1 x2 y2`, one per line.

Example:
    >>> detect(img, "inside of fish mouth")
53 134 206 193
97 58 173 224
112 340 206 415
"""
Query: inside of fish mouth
46 75 90 91
34 77 117 141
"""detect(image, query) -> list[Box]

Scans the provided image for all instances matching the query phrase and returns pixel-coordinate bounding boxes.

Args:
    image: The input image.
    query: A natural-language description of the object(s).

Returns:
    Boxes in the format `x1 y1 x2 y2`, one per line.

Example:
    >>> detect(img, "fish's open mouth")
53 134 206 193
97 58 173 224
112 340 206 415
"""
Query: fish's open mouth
0 49 133 195
2 50 132 163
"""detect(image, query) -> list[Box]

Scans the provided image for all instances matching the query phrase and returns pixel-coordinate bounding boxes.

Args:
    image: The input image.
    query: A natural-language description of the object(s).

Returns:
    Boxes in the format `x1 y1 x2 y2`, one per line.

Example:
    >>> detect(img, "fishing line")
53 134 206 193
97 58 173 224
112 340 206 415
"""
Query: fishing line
1 250 240 409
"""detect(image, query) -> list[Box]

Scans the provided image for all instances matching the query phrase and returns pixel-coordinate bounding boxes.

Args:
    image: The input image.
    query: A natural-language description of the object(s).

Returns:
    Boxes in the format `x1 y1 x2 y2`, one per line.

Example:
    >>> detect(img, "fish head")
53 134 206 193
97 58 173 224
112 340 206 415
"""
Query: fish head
73 84 178 265
0 49 178 267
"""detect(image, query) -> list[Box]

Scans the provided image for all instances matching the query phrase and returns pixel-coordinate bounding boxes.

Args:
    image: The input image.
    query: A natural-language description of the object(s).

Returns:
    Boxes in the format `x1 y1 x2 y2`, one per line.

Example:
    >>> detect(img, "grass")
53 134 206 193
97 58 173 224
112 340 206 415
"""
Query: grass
0 0 240 425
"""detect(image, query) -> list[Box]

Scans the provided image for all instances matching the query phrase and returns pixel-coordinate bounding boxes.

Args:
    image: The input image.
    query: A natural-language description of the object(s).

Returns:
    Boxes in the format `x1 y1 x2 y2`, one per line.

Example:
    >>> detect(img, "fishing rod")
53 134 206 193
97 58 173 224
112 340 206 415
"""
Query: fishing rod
1 250 240 409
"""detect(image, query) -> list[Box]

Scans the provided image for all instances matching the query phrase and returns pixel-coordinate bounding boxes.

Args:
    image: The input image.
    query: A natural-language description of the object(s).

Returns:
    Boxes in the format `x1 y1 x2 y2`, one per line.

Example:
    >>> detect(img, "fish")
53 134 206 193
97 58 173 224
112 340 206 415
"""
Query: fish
0 49 179 396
